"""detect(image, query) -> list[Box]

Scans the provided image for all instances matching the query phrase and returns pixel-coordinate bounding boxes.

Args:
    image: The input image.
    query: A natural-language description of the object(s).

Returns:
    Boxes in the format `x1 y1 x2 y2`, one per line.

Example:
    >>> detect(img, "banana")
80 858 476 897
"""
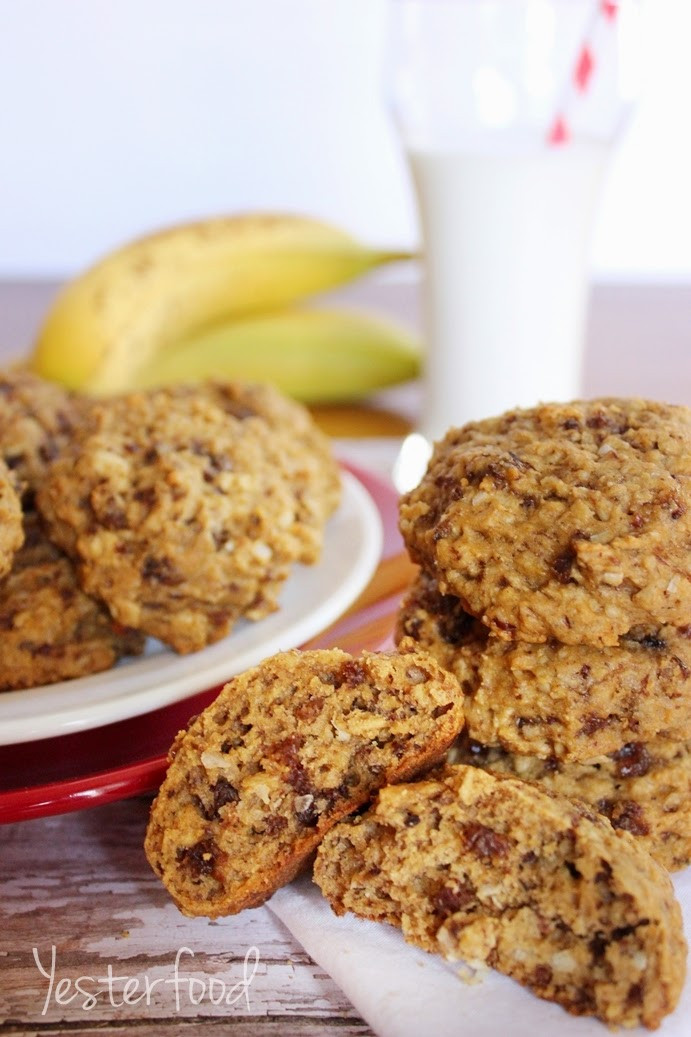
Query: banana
129 307 421 403
28 213 413 393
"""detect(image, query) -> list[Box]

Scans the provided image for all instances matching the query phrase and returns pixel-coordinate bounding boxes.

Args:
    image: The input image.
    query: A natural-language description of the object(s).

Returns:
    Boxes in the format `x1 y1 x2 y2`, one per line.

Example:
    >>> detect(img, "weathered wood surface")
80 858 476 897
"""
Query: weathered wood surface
0 797 373 1034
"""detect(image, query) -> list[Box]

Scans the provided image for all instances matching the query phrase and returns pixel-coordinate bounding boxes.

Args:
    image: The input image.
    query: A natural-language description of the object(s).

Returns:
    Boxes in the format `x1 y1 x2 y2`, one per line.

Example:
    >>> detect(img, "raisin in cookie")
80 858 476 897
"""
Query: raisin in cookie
36 388 312 653
144 647 464 917
0 514 144 690
0 455 23 578
0 369 82 499
451 732 691 872
314 765 686 1029
396 569 691 761
399 399 691 646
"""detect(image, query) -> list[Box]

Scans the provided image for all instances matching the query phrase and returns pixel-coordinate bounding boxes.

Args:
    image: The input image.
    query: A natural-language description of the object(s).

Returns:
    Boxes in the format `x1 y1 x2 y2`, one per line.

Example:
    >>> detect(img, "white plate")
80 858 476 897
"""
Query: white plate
0 471 382 746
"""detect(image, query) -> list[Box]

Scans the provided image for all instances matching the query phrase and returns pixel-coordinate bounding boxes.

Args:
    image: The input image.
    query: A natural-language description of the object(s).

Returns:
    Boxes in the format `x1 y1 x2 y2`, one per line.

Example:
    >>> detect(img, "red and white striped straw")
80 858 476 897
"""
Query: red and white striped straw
547 0 620 145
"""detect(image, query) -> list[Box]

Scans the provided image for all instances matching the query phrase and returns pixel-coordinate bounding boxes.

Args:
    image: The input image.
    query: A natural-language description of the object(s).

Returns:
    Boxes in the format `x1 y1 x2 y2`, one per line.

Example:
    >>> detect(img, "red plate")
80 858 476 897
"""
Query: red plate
0 464 401 823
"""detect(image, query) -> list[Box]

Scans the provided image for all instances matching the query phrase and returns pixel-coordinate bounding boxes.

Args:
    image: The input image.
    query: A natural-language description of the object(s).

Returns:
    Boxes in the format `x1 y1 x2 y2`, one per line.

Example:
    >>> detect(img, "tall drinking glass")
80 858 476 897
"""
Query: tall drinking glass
388 0 639 487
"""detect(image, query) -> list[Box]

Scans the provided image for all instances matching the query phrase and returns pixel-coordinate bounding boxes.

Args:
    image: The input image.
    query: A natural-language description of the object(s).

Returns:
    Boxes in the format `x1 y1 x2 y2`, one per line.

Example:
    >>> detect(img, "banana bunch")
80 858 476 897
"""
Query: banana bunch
28 212 420 400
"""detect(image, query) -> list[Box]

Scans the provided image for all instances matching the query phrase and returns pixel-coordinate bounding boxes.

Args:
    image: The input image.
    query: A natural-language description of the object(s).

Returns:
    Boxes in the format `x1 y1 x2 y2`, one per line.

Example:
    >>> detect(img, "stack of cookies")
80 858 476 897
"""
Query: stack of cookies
0 369 341 688
0 369 148 689
397 398 691 871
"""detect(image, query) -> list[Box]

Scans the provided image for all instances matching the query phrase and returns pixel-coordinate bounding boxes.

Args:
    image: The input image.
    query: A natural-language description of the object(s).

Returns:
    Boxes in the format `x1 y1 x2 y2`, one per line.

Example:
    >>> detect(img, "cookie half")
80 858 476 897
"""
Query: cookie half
399 398 691 646
396 569 691 762
314 765 686 1029
144 647 464 917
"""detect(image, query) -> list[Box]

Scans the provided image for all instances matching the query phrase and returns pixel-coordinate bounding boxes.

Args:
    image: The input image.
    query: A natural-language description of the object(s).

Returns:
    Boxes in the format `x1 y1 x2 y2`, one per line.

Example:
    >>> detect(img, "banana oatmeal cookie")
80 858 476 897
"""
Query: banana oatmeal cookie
451 732 691 872
0 455 23 578
145 647 464 917
36 387 327 653
0 369 81 499
192 381 341 564
0 514 144 689
399 399 691 646
396 569 691 761
314 765 687 1029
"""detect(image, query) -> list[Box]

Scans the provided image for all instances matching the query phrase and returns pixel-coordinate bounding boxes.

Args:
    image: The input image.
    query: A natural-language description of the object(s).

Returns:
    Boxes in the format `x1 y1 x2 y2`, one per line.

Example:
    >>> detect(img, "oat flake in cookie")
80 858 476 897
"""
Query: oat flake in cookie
0 513 144 689
396 569 691 762
314 765 687 1030
399 398 691 646
144 647 464 917
35 388 322 654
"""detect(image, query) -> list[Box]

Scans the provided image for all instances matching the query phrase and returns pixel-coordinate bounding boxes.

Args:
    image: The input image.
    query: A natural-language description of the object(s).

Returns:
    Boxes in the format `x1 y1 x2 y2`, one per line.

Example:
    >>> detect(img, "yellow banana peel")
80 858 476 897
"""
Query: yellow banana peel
28 213 414 393
130 307 421 403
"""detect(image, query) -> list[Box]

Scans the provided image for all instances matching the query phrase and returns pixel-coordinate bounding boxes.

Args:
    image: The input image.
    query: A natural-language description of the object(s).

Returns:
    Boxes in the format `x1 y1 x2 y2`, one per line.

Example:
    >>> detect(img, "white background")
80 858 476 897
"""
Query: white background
1 0 689 278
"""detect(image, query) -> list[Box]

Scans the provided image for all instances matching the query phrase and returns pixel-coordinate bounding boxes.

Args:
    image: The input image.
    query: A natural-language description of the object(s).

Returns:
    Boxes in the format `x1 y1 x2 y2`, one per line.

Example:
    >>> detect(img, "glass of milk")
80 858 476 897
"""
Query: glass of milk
387 0 639 482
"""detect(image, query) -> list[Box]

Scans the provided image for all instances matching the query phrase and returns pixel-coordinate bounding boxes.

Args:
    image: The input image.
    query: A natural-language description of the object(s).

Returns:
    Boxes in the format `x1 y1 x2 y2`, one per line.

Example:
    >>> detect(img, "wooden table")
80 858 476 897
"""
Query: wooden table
1 278 690 1035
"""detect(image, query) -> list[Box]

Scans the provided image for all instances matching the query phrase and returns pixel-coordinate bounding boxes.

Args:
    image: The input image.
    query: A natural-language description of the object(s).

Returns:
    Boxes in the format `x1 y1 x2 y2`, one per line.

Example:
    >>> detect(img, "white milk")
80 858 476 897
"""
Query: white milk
409 141 608 442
